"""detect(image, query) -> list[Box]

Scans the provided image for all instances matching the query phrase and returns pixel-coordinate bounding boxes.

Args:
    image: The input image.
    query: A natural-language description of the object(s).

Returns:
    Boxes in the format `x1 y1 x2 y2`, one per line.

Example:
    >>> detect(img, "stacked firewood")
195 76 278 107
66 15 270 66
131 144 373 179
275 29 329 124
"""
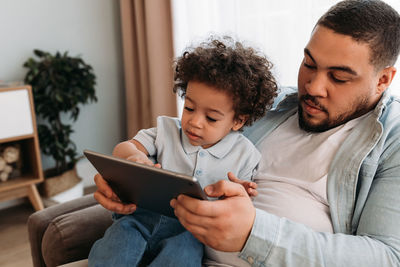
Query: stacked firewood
0 145 21 182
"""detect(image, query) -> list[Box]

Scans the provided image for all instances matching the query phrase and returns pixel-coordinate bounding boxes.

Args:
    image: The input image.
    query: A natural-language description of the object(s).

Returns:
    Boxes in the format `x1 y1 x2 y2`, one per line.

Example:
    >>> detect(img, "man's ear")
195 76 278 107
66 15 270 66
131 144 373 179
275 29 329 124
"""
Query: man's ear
232 115 248 131
376 66 397 94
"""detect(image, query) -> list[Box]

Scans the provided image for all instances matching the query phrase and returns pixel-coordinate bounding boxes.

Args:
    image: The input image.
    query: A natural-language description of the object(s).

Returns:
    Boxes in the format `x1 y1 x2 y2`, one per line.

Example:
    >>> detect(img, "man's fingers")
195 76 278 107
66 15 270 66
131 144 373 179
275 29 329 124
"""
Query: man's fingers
94 173 121 202
171 199 210 232
171 197 223 245
94 173 113 198
94 190 136 214
94 173 136 214
93 190 114 210
172 186 245 218
110 192 121 202
171 194 219 217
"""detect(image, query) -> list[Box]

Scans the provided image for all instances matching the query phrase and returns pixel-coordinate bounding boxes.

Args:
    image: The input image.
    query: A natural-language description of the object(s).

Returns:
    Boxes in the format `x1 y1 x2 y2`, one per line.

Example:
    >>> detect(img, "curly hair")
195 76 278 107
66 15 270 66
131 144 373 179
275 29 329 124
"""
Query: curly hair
173 37 278 127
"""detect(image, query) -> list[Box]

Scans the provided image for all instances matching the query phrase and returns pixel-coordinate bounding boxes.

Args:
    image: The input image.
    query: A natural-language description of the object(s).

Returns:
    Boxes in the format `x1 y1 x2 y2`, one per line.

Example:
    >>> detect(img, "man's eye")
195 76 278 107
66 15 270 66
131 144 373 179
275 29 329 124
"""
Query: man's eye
184 107 194 112
330 74 347 83
303 62 316 69
206 116 217 122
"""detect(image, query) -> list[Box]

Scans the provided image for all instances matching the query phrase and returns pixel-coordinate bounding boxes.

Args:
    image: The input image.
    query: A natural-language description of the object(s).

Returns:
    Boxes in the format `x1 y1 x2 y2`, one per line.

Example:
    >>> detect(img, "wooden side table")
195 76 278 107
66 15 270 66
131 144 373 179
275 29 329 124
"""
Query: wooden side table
0 85 44 211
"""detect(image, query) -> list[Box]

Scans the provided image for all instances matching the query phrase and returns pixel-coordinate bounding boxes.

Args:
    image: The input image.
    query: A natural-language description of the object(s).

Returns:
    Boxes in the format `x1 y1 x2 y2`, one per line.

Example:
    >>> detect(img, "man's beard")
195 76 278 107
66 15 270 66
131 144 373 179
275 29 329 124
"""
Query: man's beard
298 94 371 133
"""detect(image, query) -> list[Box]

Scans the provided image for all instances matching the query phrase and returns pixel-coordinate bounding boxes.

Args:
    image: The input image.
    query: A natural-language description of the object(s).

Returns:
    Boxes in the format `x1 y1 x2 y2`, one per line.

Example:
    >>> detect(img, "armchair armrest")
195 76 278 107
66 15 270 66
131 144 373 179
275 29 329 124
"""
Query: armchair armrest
28 194 113 267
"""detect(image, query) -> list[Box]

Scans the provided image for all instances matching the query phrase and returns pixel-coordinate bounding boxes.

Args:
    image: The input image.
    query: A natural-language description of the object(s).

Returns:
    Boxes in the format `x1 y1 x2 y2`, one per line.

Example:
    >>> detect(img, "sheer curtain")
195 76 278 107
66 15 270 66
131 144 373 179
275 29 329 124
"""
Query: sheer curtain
171 0 400 114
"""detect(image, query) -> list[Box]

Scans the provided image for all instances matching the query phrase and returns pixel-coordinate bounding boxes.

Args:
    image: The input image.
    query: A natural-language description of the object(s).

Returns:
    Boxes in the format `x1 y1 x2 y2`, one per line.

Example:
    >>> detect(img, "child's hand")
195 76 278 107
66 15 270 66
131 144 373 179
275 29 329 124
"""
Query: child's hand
227 172 258 197
126 150 155 166
113 140 161 168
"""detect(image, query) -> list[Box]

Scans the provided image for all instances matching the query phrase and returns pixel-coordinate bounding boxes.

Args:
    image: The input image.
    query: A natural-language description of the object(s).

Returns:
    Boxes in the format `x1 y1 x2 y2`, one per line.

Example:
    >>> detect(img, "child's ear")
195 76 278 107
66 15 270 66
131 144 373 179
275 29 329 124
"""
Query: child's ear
232 115 248 131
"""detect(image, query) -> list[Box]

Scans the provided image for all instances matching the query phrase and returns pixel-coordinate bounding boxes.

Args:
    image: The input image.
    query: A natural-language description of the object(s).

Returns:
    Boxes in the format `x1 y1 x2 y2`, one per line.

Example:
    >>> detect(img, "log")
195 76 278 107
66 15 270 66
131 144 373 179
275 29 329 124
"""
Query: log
3 164 12 174
3 146 20 164
0 171 9 182
0 157 5 171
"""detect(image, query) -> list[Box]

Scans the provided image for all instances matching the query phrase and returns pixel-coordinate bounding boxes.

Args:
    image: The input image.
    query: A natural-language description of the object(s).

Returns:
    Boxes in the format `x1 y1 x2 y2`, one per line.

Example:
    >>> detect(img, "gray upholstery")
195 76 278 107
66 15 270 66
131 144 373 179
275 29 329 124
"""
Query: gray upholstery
27 194 113 267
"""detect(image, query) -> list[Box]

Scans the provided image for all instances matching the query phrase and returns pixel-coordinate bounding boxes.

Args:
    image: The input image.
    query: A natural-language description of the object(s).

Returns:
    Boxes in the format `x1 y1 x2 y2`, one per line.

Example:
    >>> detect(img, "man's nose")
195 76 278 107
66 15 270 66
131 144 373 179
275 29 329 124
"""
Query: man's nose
305 72 328 97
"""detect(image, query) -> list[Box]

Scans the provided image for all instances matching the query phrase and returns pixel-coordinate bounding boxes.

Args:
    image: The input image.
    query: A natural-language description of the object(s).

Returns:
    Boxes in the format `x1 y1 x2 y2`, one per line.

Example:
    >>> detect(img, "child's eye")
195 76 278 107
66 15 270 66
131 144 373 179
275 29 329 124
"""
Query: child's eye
184 107 194 112
206 116 217 122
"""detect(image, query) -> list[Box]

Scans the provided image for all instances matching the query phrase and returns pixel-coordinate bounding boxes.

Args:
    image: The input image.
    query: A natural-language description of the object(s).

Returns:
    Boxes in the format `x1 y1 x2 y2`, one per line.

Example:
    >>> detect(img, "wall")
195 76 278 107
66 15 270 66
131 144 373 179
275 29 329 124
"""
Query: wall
0 0 126 209
172 0 400 98
0 0 126 170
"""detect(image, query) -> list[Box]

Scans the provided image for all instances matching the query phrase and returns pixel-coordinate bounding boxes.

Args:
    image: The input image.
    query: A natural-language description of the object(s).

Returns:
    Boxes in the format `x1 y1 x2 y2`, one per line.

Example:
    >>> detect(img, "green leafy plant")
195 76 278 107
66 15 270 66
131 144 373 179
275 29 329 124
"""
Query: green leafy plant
23 49 97 176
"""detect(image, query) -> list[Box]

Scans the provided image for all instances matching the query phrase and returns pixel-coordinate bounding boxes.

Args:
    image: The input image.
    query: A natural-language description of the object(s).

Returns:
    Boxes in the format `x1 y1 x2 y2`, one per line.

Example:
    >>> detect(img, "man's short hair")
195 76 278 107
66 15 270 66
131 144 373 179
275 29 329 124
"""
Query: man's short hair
317 0 400 70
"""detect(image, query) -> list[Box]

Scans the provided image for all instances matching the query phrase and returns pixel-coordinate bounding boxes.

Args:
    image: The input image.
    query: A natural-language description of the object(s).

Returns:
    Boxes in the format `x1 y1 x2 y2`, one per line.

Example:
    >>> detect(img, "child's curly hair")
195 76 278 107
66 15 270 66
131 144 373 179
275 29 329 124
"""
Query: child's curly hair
173 36 278 127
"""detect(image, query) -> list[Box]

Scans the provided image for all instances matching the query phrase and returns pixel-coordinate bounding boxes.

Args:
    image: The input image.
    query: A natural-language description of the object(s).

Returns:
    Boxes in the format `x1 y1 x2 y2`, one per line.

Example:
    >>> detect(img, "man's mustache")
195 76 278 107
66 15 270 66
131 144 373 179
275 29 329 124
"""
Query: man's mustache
300 94 328 113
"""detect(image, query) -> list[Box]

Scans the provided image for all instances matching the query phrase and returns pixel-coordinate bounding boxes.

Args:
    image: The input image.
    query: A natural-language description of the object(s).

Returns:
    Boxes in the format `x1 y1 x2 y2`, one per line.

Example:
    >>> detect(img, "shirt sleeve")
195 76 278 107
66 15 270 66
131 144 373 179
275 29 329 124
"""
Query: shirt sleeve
237 141 261 181
133 127 158 156
133 116 180 159
238 148 400 267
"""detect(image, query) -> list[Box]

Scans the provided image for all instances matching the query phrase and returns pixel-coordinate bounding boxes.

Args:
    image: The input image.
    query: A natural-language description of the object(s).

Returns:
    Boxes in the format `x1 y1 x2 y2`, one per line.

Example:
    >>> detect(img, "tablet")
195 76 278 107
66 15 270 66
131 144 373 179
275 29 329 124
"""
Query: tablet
83 149 208 217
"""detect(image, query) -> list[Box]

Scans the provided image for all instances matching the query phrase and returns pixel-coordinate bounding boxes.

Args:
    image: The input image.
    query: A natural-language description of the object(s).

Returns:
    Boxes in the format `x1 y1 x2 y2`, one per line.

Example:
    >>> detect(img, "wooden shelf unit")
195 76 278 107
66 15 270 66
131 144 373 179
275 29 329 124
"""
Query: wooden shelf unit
0 86 44 211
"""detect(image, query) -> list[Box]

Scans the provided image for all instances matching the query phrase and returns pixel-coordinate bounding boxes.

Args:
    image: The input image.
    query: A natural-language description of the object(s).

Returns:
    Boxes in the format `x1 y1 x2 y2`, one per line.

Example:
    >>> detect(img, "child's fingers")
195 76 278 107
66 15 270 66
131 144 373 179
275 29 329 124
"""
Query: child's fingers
227 172 242 183
247 188 258 197
249 182 258 189
154 163 162 168
242 181 257 190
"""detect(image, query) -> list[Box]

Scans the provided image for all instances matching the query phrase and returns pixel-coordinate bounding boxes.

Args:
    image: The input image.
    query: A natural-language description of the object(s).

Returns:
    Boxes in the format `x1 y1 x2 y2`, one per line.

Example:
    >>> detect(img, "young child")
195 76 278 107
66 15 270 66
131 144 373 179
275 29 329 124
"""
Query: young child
88 37 278 267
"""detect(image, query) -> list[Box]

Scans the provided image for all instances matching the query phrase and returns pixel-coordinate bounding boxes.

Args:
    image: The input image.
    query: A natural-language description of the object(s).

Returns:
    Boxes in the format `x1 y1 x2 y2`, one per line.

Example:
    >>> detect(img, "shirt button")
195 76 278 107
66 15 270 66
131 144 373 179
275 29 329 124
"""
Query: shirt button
199 151 205 157
247 256 254 264
195 169 203 176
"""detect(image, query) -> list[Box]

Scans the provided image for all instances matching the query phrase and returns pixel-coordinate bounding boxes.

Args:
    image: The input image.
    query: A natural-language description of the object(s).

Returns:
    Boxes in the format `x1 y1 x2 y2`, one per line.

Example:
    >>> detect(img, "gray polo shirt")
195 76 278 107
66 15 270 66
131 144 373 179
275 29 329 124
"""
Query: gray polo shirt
134 116 260 188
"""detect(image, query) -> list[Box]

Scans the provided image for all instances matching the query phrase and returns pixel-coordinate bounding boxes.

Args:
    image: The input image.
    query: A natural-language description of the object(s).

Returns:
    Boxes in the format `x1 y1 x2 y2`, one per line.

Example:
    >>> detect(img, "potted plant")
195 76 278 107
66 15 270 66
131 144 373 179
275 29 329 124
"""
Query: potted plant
23 49 97 197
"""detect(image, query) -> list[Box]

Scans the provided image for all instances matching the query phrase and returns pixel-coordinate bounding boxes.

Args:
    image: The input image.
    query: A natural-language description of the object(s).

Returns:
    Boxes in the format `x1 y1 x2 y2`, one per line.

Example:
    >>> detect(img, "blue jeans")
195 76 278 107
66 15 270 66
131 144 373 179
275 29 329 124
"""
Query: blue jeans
88 208 203 267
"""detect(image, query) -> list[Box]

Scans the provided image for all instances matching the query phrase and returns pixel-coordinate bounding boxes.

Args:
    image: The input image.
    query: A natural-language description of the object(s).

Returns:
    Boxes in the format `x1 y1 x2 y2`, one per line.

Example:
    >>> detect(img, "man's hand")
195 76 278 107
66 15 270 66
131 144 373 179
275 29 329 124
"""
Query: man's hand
170 180 256 252
93 173 137 214
227 172 258 197
94 139 162 214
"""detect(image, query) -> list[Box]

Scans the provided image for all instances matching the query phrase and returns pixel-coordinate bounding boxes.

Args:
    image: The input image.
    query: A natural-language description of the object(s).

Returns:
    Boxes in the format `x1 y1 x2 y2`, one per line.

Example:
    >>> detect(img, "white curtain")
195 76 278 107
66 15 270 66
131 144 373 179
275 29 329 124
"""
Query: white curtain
171 0 400 115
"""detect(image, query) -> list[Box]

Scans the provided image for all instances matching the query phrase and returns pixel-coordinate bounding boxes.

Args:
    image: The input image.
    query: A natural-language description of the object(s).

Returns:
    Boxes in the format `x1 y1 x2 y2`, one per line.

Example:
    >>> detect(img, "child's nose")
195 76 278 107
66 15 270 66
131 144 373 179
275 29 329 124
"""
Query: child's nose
189 114 203 128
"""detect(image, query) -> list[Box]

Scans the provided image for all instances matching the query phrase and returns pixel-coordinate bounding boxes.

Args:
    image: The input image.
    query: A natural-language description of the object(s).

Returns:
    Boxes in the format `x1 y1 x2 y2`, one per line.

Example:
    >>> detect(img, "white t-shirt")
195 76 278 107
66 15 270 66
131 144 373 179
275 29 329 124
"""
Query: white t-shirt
204 112 367 267
253 112 366 233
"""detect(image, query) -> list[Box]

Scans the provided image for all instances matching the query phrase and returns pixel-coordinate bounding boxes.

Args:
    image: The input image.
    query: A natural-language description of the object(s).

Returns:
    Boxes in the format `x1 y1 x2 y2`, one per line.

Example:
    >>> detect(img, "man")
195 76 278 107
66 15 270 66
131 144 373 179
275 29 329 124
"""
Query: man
94 0 400 266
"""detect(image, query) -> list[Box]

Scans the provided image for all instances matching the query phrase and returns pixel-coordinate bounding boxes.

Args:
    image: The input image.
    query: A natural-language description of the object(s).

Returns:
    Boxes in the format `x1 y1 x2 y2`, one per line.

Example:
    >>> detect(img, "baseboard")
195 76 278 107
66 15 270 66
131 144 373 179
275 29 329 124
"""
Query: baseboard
0 198 27 210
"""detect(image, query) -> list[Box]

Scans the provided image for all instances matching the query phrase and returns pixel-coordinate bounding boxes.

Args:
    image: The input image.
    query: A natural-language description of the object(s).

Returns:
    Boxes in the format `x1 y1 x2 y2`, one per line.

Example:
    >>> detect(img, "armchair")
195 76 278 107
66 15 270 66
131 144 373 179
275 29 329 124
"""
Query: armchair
27 194 113 267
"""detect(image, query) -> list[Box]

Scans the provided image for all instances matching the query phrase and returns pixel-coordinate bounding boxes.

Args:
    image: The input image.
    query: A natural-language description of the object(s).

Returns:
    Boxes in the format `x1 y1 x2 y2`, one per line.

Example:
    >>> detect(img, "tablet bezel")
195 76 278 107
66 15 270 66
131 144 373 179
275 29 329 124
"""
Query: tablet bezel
84 149 207 217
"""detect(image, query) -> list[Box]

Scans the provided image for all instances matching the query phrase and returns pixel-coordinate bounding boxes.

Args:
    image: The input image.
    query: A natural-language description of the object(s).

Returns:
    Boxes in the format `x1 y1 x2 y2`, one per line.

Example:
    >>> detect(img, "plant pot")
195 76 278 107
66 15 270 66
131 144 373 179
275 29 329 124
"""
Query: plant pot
41 166 82 198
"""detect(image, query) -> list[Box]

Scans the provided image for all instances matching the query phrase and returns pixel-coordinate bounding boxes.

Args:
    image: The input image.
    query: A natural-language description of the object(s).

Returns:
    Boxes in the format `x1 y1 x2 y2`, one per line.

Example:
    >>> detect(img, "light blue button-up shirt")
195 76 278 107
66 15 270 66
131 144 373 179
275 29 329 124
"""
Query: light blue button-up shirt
239 87 400 266
134 116 261 188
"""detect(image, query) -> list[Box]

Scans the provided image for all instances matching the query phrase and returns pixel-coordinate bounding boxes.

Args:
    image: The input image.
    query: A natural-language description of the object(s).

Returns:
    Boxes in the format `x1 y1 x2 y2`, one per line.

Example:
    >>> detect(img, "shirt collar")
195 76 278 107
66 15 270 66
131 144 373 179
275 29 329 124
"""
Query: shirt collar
181 130 241 159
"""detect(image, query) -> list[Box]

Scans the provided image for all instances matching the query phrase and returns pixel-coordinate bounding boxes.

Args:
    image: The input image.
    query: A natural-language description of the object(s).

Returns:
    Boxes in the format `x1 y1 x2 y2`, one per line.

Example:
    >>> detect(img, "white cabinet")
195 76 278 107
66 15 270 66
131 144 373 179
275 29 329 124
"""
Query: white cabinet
0 88 34 139
0 86 44 211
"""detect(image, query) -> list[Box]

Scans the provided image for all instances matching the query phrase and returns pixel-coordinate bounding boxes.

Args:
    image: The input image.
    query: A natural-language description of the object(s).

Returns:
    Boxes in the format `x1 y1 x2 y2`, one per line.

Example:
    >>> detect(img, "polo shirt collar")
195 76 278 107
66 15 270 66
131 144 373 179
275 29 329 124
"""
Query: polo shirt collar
181 130 240 159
